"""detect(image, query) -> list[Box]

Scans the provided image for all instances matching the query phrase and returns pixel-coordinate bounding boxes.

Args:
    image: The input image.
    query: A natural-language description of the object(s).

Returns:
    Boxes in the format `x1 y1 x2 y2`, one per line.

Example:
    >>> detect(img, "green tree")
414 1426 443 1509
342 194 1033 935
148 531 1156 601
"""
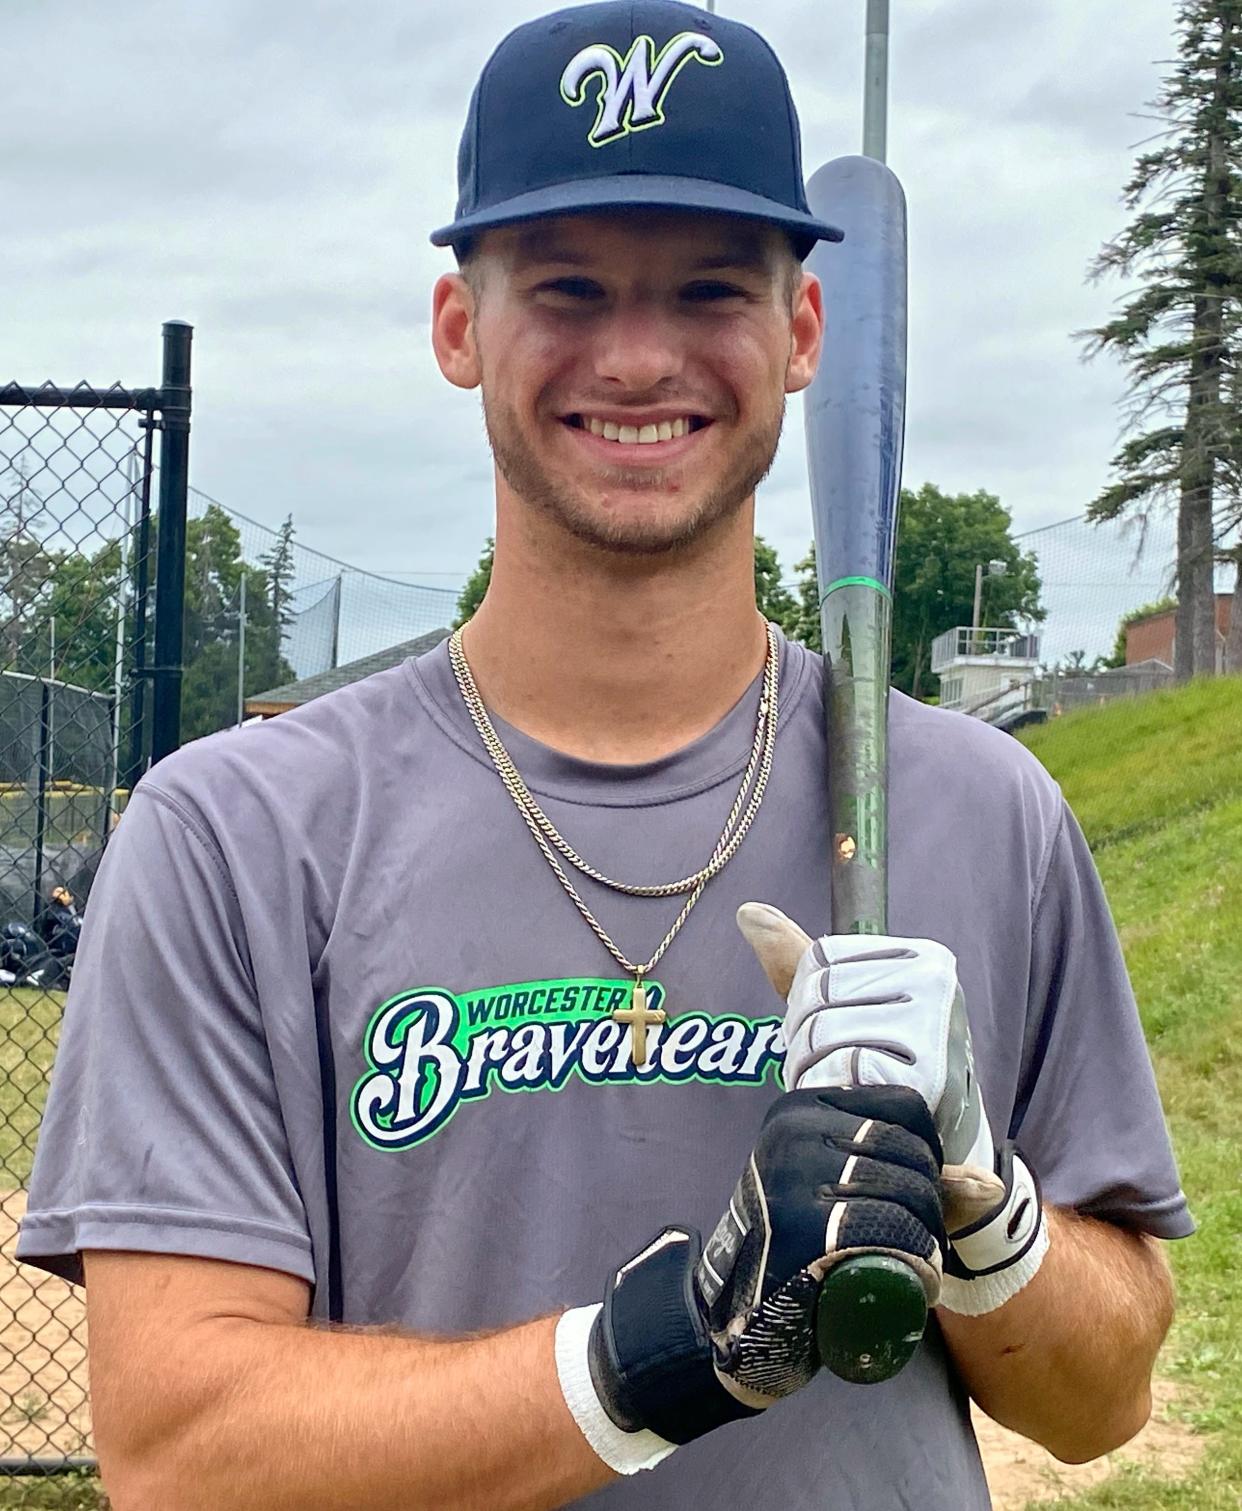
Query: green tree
891 485 1043 698
1079 0 1242 680
753 536 799 634
2 456 52 672
177 506 295 739
260 513 297 635
788 547 822 651
455 538 494 627
5 496 296 752
783 485 1044 699
21 539 125 694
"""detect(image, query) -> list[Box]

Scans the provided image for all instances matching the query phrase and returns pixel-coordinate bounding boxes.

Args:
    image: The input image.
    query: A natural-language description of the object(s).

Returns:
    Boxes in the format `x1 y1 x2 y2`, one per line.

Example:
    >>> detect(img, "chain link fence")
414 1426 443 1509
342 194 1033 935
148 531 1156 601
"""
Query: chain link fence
1 326 191 1504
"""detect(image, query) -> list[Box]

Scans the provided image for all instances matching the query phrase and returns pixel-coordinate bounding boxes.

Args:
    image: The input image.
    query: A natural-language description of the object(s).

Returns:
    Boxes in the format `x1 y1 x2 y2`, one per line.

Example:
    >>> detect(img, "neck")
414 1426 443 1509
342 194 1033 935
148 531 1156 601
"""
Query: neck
460 488 769 763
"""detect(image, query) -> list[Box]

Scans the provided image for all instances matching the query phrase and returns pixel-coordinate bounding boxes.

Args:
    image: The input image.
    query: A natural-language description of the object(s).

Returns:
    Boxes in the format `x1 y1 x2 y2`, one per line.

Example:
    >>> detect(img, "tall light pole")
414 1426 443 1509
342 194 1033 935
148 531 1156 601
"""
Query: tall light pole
863 0 889 162
972 560 1007 635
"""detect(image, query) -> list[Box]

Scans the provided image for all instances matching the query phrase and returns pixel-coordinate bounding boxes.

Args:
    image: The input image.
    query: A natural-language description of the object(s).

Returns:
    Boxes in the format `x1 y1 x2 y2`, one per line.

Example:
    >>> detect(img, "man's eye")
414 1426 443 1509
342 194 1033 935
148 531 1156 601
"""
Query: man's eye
682 281 748 303
536 278 605 302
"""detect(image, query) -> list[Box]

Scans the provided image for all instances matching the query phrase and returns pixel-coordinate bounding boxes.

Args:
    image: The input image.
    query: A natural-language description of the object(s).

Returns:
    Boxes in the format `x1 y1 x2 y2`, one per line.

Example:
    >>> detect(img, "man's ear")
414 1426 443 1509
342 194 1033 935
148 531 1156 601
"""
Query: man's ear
432 273 482 390
784 271 824 395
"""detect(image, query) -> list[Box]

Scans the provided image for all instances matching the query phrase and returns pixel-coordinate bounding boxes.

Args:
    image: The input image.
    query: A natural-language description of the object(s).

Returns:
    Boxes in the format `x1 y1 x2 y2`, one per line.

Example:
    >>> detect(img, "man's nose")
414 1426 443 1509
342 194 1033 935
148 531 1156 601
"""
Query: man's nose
591 304 685 391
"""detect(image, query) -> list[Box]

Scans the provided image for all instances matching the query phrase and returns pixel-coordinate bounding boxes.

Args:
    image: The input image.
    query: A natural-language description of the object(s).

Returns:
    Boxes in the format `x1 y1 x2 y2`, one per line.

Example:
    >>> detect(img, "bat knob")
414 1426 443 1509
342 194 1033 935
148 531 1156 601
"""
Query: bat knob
816 1255 928 1385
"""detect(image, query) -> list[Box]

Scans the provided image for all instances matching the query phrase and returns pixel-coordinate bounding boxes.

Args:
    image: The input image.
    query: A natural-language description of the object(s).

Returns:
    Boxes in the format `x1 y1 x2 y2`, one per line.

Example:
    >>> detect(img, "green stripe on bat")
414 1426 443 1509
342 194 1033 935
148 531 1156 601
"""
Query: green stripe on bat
819 575 893 603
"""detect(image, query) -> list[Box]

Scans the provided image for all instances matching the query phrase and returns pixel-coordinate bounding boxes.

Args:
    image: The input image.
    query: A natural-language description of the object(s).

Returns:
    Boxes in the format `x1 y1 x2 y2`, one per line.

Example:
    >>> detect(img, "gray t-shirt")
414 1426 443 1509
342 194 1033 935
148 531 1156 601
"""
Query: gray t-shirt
20 632 1191 1510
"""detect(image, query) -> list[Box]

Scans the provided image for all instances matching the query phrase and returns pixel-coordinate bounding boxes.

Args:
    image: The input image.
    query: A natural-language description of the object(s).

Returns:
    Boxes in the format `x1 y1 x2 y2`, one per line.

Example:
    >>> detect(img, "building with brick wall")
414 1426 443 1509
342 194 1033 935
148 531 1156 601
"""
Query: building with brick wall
1125 595 1233 672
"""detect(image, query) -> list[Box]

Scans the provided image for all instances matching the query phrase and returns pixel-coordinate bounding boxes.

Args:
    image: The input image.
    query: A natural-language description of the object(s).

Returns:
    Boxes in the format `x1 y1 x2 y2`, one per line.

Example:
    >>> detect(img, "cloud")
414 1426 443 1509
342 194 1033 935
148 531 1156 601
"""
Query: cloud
3 0 1191 654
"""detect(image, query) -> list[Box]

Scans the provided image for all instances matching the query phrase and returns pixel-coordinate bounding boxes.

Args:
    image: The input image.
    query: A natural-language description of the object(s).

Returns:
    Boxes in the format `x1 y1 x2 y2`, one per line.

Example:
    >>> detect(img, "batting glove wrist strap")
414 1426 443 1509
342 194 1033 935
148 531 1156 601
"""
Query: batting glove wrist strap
554 1305 678 1475
940 1146 1047 1316
588 1227 761 1447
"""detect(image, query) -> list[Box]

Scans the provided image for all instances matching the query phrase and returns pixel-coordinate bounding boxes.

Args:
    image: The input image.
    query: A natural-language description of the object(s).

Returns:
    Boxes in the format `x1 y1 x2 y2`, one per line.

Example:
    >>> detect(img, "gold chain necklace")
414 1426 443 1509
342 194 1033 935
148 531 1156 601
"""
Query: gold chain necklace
448 620 781 1064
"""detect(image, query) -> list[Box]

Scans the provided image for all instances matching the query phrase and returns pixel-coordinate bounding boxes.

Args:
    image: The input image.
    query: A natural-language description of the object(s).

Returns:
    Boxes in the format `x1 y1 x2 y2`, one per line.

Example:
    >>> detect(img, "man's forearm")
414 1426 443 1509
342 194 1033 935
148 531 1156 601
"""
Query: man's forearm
937 1206 1174 1463
95 1311 614 1511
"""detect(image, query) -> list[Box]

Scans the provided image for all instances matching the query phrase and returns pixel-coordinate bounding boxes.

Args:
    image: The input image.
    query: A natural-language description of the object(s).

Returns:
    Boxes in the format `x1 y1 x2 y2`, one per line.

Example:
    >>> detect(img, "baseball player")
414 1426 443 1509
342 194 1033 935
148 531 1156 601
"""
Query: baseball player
19 4 1191 1508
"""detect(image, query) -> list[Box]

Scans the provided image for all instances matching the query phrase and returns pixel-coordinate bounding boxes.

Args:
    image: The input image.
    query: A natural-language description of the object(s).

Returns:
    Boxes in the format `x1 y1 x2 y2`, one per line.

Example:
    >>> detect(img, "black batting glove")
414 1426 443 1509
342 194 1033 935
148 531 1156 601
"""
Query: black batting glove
571 1085 945 1463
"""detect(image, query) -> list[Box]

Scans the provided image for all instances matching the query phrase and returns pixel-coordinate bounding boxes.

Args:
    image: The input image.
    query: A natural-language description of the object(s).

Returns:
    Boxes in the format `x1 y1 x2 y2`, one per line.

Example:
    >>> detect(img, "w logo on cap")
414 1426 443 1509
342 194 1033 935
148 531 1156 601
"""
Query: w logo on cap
560 32 724 148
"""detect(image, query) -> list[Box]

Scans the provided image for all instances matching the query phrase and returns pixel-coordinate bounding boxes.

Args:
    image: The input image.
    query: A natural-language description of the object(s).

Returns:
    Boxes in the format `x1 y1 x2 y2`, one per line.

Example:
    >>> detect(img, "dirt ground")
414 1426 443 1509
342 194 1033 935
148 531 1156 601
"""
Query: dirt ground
1 1189 90 1460
974 1376 1202 1509
0 1187 1204 1501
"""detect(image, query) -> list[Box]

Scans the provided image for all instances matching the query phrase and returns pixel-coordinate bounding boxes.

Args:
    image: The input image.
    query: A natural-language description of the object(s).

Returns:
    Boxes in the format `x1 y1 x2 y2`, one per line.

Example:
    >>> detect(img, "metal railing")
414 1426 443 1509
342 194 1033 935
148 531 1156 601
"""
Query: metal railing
930 626 1042 675
941 662 1181 729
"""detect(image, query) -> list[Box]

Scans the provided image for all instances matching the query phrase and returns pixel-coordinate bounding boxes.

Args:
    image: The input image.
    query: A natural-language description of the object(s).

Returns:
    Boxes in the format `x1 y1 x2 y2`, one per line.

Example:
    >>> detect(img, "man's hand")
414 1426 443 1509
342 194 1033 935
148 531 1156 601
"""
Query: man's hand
737 902 1048 1316
557 1084 946 1473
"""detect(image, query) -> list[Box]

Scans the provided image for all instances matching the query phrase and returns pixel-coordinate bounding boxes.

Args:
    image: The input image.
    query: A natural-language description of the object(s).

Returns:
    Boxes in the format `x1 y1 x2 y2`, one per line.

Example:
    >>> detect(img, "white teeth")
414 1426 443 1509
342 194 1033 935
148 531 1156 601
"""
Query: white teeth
580 416 696 442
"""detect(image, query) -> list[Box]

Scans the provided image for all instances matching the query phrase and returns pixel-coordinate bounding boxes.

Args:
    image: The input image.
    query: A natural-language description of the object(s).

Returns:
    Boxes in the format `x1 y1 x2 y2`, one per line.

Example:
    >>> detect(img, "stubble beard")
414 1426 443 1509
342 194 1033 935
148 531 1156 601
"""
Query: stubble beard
482 394 786 557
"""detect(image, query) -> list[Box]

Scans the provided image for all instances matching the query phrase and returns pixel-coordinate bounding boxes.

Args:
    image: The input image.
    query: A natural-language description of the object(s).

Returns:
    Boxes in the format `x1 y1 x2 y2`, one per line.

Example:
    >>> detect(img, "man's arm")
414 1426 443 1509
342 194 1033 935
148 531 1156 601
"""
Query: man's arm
937 1206 1175 1463
85 1086 953 1509
85 1251 615 1511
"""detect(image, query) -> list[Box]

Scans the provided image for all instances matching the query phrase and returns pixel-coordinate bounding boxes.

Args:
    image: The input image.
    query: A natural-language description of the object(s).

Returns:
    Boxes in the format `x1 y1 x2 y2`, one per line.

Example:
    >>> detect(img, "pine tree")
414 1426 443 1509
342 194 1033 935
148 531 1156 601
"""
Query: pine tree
260 513 297 634
1080 0 1242 680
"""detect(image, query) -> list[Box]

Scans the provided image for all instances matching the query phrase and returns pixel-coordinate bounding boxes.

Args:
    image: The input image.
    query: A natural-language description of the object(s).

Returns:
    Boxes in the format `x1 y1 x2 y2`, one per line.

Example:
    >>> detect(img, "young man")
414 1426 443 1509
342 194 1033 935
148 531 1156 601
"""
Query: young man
20 4 1190 1508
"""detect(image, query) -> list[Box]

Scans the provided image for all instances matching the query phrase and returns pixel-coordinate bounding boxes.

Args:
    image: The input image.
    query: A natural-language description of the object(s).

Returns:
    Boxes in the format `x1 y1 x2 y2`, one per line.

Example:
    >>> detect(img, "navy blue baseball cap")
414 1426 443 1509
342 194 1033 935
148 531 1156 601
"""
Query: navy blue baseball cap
430 0 843 258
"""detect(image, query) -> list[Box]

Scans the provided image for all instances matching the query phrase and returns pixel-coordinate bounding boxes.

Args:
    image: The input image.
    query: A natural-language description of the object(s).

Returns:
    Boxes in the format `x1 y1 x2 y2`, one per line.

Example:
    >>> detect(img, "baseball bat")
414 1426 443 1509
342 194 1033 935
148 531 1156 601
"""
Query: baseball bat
802 155 927 1385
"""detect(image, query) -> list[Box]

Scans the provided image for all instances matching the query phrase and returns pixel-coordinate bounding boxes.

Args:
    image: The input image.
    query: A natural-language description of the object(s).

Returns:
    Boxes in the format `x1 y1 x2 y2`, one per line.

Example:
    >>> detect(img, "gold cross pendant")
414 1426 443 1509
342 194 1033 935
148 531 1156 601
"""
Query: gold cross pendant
612 977 667 1067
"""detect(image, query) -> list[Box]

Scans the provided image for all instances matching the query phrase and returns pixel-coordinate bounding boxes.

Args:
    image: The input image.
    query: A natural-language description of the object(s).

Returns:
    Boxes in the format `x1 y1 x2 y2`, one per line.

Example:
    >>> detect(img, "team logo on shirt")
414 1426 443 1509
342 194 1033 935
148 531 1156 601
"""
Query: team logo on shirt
560 33 724 148
350 976 783 1151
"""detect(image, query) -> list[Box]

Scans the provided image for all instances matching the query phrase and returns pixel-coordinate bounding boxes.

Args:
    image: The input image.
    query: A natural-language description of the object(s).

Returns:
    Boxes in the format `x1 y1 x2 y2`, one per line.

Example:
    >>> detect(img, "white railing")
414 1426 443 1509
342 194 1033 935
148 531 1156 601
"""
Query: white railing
938 678 1035 718
940 664 1177 727
930 627 1042 675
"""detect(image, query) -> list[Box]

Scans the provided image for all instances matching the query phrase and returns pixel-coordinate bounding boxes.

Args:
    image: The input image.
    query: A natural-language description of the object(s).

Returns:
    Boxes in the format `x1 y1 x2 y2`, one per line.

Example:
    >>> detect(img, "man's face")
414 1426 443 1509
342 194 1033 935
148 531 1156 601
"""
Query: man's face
434 211 823 556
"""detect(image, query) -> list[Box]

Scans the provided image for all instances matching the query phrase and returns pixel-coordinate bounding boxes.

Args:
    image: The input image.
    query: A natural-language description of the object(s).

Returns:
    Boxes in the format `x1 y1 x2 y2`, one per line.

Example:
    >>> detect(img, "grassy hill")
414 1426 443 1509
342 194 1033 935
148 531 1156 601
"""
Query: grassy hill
1015 676 1242 1507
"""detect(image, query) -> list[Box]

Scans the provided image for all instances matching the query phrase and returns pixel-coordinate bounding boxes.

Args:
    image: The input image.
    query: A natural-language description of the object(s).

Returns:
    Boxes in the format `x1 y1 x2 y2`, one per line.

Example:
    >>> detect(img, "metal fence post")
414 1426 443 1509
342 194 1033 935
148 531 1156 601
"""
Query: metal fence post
29 681 51 926
125 420 157 791
151 320 193 766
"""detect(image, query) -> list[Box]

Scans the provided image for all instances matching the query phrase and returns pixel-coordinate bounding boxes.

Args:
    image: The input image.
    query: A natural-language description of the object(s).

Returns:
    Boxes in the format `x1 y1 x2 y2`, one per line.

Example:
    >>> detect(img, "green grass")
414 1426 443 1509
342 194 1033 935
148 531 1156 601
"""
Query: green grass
1017 677 1242 1508
0 1478 106 1510
0 791 112 849
1020 675 1242 849
0 989 65 1188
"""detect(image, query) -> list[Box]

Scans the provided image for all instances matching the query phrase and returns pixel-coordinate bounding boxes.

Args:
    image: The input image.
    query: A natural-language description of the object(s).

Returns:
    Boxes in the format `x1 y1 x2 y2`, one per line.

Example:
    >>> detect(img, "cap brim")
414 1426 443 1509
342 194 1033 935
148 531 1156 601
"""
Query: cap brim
430 173 844 256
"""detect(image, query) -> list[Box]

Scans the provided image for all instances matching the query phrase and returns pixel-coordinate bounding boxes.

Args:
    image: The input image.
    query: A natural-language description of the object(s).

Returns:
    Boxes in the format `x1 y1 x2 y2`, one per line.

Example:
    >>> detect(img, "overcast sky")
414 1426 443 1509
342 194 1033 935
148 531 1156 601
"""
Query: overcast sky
6 0 1181 604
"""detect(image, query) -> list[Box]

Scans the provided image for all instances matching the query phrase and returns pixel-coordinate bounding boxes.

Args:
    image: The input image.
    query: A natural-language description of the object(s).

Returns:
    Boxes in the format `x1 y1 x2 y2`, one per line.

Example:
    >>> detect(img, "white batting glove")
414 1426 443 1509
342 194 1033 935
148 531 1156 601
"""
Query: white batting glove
737 903 1049 1316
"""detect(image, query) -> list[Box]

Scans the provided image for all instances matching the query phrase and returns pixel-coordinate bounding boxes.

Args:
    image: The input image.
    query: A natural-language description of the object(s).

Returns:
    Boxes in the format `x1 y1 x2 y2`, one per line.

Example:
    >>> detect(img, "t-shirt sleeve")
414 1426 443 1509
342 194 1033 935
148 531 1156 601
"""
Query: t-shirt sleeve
1011 799 1194 1240
16 781 314 1286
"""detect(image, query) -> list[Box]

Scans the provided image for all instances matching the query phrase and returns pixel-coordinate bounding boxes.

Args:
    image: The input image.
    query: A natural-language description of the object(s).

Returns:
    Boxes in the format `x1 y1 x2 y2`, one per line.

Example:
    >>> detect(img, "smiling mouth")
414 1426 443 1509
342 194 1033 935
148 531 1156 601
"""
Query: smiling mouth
562 414 712 445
